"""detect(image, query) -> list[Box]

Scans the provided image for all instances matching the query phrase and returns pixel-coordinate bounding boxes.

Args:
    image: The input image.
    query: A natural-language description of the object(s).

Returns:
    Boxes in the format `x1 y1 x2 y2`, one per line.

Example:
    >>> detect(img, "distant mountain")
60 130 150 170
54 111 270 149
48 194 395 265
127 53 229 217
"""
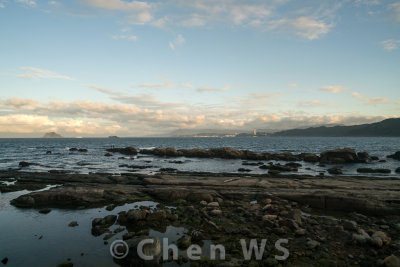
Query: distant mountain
272 118 400 137
43 132 63 138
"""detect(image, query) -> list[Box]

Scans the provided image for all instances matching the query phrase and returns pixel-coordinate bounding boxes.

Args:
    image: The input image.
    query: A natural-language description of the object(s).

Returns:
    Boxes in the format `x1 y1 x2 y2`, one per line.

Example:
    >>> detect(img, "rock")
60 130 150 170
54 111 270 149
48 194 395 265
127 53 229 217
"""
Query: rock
68 221 78 227
328 167 342 175
190 230 204 242
207 202 219 208
371 156 379 160
69 148 78 151
387 151 400 160
371 231 391 247
285 162 302 168
19 161 32 167
395 167 400 173
1 257 8 265
147 210 167 221
352 229 370 244
238 168 251 172
46 151 52 154
177 234 191 249
78 149 88 152
209 147 244 159
210 209 222 216
343 220 357 231
287 209 302 224
357 152 371 163
56 263 73 267
268 170 281 175
104 153 113 157
307 240 320 249
126 209 148 222
295 229 306 235
123 236 161 265
123 232 136 240
320 148 358 163
381 255 400 267
263 215 278 221
357 168 391 174
200 200 207 206
39 208 51 214
159 168 177 172
106 204 116 211
300 153 320 163
106 147 137 155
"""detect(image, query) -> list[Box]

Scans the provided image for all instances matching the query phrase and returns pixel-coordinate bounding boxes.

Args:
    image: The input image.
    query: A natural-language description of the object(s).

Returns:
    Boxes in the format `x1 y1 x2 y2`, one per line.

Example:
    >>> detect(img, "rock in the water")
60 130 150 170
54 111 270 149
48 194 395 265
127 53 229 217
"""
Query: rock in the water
328 167 342 175
39 208 51 214
357 168 391 174
147 210 167 221
104 153 113 157
381 255 400 267
320 148 358 163
395 167 400 173
387 151 400 160
68 221 78 227
1 257 8 265
19 161 32 167
106 147 137 155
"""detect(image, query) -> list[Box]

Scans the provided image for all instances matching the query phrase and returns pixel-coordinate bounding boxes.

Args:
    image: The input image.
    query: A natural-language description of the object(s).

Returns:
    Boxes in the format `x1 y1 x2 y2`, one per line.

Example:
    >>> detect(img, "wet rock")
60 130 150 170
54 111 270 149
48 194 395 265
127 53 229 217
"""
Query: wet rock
357 168 391 174
343 220 357 231
371 231 391 247
371 156 379 160
78 149 88 153
307 240 320 249
238 168 251 172
106 204 116 211
1 257 8 265
320 148 358 163
104 153 113 157
147 210 167 221
209 147 244 159
122 236 161 266
69 148 78 151
177 234 191 249
396 167 400 173
123 232 136 240
19 161 32 167
285 162 302 168
210 209 222 216
381 255 400 267
39 208 51 214
46 151 52 154
357 152 371 163
56 263 73 267
159 168 177 172
328 167 342 175
387 151 400 161
68 221 78 227
106 147 137 155
352 229 371 244
190 230 204 242
300 153 320 163
126 209 148 222
207 202 219 208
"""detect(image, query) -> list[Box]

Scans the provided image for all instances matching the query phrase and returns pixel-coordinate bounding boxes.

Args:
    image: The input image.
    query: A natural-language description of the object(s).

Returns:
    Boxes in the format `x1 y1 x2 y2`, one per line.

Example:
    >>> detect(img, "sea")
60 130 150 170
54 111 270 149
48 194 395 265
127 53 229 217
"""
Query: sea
0 137 399 177
0 137 399 266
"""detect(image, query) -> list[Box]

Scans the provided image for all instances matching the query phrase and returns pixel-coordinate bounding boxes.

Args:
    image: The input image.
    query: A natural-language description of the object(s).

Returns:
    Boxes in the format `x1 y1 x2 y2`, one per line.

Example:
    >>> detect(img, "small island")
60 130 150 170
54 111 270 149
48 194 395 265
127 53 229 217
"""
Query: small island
43 132 63 138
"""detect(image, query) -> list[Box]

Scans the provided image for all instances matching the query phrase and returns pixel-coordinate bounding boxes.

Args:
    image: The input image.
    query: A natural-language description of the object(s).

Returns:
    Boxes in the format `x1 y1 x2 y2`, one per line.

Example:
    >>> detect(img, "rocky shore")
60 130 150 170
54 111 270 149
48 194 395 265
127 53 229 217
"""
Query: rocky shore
1 168 400 266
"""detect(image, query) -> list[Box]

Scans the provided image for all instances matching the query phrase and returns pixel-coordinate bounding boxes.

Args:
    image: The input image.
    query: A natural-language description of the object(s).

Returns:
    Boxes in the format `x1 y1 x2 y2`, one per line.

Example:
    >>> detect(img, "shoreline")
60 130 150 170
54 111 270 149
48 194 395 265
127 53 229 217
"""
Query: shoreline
1 170 400 266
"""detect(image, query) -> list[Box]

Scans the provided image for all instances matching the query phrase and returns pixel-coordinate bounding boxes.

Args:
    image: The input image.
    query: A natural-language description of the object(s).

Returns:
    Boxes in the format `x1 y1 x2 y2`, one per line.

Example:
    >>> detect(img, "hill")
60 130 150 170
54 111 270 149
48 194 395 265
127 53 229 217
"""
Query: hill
272 118 400 137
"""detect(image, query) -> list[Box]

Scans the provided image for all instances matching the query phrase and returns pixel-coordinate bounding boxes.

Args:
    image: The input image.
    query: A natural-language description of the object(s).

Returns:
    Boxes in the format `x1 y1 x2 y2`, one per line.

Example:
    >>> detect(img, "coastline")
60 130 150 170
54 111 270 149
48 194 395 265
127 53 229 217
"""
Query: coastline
1 170 400 266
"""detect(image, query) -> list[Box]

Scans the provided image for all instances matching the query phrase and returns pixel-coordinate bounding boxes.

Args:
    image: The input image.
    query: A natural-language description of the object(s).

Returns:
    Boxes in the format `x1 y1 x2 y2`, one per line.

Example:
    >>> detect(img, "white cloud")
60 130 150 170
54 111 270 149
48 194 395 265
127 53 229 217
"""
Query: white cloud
197 84 230 92
169 34 185 50
139 82 176 88
17 67 75 80
112 34 138 41
381 39 400 51
352 92 389 105
288 83 297 87
389 2 400 22
319 85 347 93
16 0 36 7
269 16 332 40
0 3 4 8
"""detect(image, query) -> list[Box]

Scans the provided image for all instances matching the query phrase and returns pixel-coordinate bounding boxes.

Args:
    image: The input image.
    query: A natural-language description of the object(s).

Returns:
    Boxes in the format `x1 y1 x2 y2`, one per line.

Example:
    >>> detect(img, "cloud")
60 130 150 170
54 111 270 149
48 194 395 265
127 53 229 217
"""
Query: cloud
389 2 400 22
381 39 400 51
169 34 185 50
16 0 36 7
139 82 176 88
268 16 333 40
297 100 335 108
352 92 389 105
197 84 230 92
288 83 297 87
18 67 75 80
319 85 347 93
0 3 4 8
112 34 138 41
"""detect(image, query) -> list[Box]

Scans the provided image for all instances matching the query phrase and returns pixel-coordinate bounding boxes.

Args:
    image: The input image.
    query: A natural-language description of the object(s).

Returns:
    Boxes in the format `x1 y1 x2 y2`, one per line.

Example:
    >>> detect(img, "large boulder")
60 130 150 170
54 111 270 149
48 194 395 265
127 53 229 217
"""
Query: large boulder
106 147 137 155
299 153 320 163
320 148 358 163
178 148 211 158
209 147 243 159
387 151 400 161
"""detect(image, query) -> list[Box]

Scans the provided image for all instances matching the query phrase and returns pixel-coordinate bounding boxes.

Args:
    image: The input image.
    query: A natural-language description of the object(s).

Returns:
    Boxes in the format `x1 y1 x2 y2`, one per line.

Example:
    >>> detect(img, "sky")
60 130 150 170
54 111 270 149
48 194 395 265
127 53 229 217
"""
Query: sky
0 0 399 137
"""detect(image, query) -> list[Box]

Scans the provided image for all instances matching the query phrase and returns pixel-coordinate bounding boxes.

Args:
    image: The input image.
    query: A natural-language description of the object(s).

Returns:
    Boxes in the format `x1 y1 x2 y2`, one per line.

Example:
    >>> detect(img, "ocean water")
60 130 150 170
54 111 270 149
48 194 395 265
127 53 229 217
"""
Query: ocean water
0 137 399 177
